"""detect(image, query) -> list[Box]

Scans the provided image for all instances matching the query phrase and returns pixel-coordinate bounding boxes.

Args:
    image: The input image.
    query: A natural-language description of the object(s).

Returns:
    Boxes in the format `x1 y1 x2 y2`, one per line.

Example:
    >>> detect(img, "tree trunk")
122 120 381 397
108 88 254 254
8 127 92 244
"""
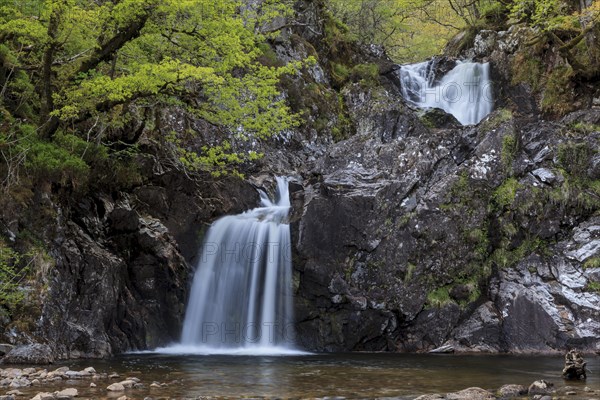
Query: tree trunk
40 1 63 138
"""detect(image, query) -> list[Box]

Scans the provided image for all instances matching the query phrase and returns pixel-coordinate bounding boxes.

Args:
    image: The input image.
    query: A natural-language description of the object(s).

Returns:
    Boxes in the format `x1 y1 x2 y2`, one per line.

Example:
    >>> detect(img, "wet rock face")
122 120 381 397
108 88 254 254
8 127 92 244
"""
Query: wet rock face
1 158 258 359
292 79 600 352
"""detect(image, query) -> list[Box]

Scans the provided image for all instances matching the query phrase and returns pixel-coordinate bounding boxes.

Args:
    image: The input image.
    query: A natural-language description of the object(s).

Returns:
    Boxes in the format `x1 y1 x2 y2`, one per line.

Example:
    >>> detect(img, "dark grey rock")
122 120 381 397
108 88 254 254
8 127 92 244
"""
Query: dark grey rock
532 168 557 184
0 344 14 356
2 344 54 365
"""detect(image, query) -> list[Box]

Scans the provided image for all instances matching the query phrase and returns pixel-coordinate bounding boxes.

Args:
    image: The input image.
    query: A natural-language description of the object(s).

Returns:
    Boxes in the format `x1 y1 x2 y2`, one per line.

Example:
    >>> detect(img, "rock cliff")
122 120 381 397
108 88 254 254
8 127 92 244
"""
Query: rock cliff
1 0 599 358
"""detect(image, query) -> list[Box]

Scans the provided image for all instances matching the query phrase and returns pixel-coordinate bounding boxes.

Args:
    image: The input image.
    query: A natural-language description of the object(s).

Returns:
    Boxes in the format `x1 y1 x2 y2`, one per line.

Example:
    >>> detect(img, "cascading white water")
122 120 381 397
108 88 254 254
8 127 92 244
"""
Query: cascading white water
163 177 299 355
398 60 494 125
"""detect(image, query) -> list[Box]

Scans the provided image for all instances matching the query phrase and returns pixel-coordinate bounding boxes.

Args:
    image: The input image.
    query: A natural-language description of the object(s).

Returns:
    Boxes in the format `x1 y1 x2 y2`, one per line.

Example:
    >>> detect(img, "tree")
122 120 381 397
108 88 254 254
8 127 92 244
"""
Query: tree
511 0 600 78
0 0 303 177
326 0 468 62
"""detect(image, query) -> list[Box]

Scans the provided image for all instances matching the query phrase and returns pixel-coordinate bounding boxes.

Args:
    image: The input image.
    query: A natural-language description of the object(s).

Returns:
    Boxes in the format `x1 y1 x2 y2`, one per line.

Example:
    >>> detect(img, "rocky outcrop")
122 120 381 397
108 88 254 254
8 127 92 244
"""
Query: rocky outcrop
0 155 259 358
2 0 599 358
291 72 600 352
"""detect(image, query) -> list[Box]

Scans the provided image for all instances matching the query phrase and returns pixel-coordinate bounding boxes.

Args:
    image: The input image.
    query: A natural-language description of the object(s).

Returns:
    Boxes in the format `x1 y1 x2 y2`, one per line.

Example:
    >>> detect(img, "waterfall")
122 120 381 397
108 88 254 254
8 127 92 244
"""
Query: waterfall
398 60 493 125
170 177 298 355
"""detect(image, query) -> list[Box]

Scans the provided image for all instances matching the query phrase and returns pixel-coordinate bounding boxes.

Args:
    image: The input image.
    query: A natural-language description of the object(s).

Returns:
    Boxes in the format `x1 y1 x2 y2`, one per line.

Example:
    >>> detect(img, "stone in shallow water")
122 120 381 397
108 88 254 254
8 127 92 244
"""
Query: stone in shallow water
498 384 527 398
107 382 125 391
55 388 78 398
528 380 553 396
31 393 54 400
446 387 496 400
119 379 136 388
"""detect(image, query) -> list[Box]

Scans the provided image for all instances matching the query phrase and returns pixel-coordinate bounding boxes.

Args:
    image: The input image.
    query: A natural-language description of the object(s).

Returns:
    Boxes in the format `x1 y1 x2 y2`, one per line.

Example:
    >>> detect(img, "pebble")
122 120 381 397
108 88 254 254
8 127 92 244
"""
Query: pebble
566 391 577 396
150 382 161 388
89 382 97 388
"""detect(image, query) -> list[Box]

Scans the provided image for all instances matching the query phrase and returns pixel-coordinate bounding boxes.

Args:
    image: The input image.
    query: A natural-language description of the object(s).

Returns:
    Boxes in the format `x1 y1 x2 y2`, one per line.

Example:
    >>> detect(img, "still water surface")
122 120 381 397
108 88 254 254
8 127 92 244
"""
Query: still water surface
53 353 599 399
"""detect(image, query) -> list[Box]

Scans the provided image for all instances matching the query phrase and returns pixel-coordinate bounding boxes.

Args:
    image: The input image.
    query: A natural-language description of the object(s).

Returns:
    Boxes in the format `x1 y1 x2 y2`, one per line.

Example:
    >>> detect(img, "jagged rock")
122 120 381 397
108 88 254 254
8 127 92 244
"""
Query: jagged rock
531 168 557 184
473 30 498 57
1 345 54 365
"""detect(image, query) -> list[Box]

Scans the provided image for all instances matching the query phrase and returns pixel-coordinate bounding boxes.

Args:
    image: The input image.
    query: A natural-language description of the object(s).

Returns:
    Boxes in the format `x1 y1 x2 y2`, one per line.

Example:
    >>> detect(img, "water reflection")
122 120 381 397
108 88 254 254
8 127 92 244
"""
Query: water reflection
42 353 600 398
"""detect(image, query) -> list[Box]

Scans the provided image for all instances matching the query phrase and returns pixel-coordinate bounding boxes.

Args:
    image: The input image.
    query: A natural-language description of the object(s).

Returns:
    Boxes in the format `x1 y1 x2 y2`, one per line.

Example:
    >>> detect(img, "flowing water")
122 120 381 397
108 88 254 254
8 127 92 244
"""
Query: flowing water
169 177 295 354
19 353 600 399
398 60 494 125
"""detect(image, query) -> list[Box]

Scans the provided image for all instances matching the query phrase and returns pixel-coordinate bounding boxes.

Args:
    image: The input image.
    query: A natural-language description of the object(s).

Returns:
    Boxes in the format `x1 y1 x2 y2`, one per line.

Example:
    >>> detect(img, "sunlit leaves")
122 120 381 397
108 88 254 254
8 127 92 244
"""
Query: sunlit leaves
0 0 302 176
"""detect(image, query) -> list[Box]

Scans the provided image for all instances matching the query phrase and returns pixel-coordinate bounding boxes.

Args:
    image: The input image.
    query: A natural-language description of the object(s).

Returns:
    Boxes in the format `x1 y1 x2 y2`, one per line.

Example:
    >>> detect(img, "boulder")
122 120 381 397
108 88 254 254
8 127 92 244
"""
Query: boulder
419 108 461 129
498 384 527 398
528 380 553 396
1 344 54 365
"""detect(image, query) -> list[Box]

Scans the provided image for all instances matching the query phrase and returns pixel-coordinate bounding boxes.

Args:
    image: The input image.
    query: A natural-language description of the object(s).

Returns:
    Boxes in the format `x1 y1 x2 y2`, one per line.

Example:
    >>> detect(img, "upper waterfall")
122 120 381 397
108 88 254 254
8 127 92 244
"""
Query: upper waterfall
164 177 299 355
398 60 494 125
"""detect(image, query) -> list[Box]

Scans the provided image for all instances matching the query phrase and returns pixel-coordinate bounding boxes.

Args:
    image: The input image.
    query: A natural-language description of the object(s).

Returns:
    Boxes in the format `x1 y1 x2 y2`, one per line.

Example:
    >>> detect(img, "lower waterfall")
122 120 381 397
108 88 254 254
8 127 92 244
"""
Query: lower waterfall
398 60 493 125
161 177 301 355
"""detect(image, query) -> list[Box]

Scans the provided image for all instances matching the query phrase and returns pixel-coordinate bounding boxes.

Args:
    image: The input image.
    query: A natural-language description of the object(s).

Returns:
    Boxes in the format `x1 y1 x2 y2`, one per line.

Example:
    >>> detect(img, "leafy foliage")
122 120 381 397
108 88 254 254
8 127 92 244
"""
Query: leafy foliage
0 241 29 313
0 0 303 184
326 0 465 62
